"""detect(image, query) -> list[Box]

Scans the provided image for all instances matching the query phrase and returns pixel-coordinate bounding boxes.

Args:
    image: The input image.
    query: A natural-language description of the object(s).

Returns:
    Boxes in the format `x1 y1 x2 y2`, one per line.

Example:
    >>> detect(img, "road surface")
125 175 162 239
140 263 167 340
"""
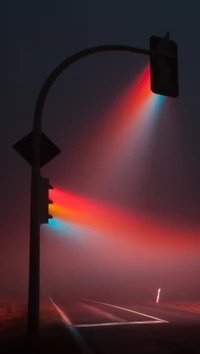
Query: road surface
50 297 200 353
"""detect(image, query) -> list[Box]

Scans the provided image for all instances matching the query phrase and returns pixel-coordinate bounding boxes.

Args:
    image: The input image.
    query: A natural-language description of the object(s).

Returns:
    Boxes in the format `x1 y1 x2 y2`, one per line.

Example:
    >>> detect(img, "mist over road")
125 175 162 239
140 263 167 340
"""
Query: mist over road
50 296 200 353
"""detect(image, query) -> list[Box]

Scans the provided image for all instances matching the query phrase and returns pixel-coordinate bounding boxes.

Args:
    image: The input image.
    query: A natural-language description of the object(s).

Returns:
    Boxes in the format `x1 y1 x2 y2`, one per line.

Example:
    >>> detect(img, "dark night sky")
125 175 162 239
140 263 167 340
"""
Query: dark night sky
1 1 200 300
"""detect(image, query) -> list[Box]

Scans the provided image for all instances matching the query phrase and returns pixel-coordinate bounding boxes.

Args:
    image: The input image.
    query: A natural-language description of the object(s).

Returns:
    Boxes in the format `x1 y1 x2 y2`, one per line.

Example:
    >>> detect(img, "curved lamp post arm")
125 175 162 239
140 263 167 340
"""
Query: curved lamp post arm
34 44 153 134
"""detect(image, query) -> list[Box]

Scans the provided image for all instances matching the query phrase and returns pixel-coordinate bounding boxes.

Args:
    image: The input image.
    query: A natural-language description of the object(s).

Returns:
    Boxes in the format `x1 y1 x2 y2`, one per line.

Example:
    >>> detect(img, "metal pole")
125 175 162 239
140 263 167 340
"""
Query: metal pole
26 43 165 344
27 132 42 345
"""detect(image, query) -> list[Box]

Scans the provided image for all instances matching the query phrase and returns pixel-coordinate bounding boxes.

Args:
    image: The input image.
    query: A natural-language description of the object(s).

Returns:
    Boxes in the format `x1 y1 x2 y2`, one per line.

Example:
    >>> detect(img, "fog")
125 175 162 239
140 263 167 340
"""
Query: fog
40 192 200 305
1 58 200 306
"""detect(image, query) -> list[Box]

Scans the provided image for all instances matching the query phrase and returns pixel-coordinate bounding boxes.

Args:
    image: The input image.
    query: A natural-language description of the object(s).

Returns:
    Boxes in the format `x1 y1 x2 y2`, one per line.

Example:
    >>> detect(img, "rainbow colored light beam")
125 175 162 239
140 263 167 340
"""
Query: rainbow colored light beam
84 64 164 184
45 188 200 256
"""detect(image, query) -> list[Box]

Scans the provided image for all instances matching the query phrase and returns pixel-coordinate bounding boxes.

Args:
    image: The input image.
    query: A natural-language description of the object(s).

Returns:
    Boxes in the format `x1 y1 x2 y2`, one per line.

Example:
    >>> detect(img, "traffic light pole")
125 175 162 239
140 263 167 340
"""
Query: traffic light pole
27 43 171 345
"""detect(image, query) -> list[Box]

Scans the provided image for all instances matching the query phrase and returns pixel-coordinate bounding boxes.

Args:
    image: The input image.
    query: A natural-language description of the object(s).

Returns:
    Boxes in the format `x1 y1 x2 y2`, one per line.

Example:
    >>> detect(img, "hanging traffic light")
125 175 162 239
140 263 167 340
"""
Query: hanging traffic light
40 176 53 224
150 33 179 97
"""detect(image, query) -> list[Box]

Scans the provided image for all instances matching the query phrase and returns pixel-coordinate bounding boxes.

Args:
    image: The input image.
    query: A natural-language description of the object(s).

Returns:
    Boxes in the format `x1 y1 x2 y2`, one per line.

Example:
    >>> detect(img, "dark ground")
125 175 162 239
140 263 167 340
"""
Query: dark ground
80 322 200 354
0 301 80 354
1 299 200 353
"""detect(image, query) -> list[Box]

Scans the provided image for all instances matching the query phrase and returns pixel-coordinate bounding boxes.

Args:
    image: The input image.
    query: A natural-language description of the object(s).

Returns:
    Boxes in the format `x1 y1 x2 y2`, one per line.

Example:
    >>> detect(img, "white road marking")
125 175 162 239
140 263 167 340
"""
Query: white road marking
78 297 168 324
50 297 73 326
49 297 93 354
81 303 125 322
50 295 168 336
76 320 164 328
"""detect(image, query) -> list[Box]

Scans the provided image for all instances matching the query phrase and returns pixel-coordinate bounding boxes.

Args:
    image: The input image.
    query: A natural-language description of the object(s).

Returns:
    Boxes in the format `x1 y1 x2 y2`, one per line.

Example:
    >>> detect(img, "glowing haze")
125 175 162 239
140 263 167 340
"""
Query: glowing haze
39 65 200 304
42 186 200 303
2 63 199 304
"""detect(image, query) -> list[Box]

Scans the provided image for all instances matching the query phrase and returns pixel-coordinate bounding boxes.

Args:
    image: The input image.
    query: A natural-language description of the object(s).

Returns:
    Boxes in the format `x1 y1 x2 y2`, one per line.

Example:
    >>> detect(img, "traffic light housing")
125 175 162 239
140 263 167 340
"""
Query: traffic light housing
40 177 53 224
150 35 178 97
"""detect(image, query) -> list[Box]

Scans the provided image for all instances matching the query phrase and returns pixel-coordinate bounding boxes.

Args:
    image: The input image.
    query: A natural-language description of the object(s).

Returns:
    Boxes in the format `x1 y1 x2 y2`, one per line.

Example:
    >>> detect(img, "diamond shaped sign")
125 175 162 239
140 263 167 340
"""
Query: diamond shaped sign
13 131 61 168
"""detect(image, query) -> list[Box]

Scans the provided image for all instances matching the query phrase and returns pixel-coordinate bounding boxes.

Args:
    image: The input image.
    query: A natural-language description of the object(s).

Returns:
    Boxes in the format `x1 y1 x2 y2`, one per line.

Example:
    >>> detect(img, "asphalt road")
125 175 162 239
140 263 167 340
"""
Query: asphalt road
50 297 200 354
